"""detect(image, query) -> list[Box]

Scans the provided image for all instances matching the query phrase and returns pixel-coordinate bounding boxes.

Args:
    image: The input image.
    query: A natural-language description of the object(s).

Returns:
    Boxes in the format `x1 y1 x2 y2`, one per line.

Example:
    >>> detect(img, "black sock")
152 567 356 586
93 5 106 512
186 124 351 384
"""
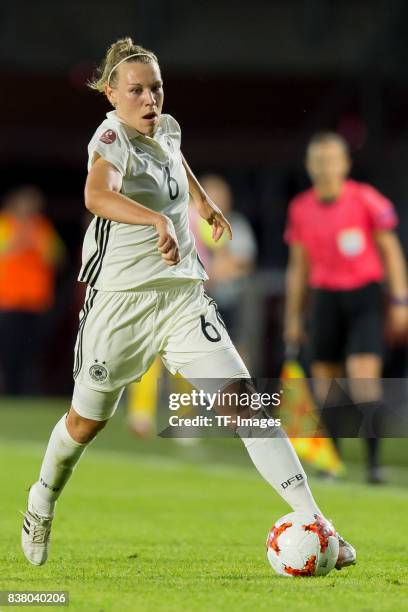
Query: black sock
365 437 380 470
366 438 380 469
356 401 383 470
317 403 342 456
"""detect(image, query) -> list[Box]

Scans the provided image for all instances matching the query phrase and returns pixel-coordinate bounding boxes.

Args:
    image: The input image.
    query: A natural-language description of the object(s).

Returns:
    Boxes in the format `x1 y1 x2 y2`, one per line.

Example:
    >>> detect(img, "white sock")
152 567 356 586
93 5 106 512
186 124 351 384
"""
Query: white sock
241 435 322 516
30 414 89 516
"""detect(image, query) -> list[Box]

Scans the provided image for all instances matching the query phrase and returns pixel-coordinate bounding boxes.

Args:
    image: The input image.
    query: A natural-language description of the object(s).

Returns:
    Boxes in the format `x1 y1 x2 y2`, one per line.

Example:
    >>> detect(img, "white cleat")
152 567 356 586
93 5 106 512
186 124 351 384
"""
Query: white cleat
335 534 357 570
21 489 53 566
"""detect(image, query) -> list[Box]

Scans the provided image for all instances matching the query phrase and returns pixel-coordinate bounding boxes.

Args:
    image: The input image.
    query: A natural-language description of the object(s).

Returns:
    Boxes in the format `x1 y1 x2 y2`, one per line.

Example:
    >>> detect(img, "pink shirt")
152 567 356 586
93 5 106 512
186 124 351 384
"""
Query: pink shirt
284 180 398 290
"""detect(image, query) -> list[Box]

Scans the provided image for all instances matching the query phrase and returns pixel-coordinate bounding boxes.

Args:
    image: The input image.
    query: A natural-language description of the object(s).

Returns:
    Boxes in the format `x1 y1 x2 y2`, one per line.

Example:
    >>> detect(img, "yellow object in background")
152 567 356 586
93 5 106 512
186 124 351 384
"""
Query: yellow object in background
280 360 345 477
197 217 227 249
128 359 196 437
128 358 162 436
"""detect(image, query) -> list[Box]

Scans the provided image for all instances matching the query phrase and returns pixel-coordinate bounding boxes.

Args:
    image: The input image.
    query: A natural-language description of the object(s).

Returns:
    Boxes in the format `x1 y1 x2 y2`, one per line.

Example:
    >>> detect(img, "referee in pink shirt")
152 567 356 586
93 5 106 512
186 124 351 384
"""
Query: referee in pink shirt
284 132 408 483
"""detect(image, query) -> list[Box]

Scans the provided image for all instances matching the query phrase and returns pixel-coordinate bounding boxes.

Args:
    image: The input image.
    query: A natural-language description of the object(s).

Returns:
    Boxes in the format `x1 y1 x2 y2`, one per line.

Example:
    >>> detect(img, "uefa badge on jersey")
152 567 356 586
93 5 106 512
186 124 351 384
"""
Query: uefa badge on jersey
336 227 365 257
99 129 117 144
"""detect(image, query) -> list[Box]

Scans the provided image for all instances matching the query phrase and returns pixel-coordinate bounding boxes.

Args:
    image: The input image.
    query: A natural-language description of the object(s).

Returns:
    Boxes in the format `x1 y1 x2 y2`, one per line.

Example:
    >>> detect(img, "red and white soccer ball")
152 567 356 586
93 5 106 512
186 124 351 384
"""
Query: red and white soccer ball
266 512 339 577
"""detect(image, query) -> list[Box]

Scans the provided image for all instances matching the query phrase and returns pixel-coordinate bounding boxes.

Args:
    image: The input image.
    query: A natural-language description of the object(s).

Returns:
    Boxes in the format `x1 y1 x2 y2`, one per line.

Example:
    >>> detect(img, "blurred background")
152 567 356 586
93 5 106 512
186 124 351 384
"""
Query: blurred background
0 0 407 481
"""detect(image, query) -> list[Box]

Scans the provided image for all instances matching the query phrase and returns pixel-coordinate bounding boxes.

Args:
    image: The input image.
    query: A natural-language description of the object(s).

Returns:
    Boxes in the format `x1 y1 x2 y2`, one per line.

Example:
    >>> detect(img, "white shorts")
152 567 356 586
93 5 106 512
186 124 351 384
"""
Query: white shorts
72 280 249 420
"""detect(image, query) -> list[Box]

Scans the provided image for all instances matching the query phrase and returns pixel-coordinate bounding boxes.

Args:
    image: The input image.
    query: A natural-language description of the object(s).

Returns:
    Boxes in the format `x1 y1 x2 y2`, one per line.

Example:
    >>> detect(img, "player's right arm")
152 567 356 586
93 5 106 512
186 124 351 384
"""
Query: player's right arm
84 155 180 266
283 243 309 348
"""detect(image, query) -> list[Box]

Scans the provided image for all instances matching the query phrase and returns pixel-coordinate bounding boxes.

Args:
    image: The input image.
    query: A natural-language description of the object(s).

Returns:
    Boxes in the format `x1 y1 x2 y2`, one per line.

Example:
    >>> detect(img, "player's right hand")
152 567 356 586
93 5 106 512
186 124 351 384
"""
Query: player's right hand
156 215 180 266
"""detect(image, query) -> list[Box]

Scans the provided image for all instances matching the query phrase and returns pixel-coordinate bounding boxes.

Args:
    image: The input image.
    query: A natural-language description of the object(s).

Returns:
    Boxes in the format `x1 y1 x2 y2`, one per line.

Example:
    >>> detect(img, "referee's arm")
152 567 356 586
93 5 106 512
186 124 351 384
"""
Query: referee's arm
375 229 408 335
375 230 408 298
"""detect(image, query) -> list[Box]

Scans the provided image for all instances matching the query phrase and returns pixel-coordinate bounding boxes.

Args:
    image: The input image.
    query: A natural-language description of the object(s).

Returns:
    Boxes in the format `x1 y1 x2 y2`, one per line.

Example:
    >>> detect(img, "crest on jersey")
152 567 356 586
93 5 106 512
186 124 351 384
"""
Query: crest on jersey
337 227 365 257
89 363 108 382
100 129 117 144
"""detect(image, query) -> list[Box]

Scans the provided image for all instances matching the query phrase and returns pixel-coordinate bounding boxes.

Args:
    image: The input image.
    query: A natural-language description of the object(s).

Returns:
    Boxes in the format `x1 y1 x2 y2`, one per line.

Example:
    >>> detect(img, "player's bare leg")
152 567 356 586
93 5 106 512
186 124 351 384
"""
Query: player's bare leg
21 407 108 566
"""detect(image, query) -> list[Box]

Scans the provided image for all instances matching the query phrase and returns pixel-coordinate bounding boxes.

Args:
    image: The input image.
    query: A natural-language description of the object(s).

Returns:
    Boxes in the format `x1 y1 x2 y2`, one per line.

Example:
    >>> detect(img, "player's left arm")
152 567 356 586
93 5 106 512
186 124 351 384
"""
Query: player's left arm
375 229 408 334
182 154 232 242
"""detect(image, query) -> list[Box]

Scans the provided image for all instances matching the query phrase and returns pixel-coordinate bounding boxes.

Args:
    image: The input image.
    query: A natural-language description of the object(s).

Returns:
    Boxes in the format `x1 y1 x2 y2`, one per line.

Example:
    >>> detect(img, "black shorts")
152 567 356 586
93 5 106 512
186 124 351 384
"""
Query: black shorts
309 282 384 362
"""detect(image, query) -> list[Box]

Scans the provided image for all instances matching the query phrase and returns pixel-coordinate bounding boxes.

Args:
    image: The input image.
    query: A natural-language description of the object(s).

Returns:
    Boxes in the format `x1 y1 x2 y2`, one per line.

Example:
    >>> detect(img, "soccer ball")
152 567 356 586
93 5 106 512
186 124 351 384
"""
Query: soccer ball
266 512 339 577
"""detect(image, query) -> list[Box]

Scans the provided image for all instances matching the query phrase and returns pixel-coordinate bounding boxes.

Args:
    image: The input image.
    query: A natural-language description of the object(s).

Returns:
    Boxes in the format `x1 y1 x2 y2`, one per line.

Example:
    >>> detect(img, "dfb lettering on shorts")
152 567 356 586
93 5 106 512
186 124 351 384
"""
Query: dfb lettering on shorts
280 473 304 490
40 477 60 493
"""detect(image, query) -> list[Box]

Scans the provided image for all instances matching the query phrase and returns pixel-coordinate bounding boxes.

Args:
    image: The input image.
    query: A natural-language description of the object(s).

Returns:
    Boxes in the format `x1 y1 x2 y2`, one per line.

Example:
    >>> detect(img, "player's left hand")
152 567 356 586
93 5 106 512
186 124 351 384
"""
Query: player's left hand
388 304 408 337
198 198 232 242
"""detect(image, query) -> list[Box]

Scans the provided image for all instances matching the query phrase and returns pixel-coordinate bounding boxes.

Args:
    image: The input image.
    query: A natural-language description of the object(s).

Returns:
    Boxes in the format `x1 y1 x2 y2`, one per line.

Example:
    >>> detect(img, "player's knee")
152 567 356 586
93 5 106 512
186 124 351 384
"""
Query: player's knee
67 406 108 443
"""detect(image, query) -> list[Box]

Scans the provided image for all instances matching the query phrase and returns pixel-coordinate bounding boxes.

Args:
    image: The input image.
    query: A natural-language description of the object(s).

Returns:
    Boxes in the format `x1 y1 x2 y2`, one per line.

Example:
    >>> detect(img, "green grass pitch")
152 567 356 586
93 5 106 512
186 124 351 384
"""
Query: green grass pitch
0 399 407 611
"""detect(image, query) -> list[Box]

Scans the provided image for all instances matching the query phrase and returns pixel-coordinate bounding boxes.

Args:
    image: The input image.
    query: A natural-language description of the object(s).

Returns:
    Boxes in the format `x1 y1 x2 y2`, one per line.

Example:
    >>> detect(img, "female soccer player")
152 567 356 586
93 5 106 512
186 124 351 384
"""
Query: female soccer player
22 38 355 569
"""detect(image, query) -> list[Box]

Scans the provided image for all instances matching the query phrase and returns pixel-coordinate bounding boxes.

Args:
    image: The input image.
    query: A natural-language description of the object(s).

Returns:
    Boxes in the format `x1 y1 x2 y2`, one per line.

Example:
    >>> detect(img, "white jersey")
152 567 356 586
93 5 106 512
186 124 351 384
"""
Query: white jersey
78 111 208 290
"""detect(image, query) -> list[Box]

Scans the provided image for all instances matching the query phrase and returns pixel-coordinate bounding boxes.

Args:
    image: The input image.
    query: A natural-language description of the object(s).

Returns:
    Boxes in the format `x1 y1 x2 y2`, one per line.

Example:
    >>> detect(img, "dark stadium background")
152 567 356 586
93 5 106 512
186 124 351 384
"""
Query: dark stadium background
1 0 408 392
1 6 408 608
